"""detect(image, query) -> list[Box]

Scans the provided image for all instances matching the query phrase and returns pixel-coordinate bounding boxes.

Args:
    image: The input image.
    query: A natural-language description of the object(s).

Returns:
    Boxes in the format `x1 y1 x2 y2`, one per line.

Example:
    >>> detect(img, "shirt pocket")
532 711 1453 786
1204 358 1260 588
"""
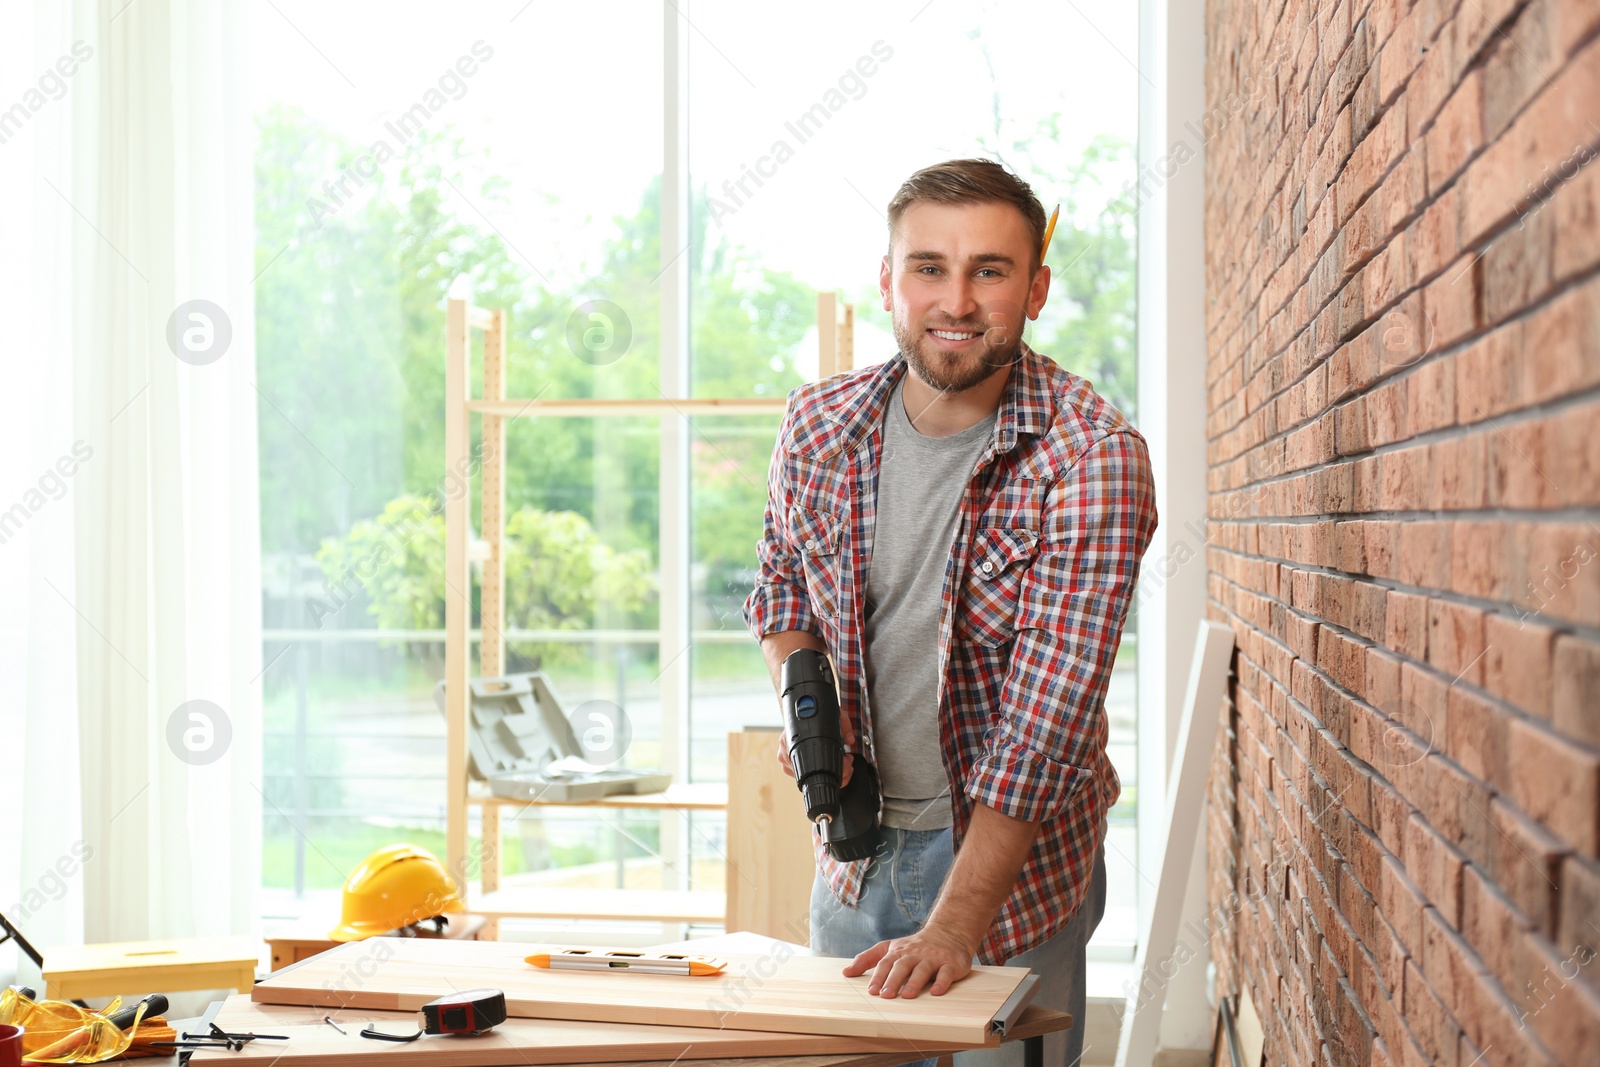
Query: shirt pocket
957 527 1039 648
789 506 844 619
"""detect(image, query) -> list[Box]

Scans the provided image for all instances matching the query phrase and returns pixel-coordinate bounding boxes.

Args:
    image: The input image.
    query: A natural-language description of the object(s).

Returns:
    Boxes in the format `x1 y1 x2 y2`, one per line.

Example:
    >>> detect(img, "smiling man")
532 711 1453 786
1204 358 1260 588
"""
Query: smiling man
744 158 1157 1066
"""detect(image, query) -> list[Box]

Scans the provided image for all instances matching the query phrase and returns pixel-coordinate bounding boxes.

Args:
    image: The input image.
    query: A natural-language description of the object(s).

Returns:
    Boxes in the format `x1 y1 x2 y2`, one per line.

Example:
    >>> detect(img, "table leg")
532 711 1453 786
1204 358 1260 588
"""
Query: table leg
1024 1034 1043 1067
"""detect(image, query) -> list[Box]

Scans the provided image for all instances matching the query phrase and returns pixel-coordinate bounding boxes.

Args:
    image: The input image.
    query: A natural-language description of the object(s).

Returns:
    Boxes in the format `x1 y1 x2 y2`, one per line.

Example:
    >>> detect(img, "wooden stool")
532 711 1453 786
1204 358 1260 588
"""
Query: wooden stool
42 936 258 1001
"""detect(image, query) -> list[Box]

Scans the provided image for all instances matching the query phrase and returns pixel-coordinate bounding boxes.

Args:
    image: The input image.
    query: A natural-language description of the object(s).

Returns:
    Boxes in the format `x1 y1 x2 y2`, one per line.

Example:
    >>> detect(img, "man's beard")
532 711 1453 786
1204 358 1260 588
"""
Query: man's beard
892 313 1026 394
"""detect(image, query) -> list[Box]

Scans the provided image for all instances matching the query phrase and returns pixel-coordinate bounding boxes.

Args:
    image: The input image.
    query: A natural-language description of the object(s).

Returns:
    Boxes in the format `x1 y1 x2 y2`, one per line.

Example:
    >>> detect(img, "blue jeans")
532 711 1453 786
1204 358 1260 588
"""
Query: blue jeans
810 826 1106 1067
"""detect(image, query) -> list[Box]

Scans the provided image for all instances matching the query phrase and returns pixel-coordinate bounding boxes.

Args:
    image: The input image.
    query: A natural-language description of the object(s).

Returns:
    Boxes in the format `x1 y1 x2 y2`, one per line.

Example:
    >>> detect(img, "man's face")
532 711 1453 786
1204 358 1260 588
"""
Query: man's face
880 200 1050 394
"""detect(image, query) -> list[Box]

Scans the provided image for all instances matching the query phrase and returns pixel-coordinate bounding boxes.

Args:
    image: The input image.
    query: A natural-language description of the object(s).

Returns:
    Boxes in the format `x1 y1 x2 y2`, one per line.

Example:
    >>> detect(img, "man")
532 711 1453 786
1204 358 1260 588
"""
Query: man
743 158 1157 1066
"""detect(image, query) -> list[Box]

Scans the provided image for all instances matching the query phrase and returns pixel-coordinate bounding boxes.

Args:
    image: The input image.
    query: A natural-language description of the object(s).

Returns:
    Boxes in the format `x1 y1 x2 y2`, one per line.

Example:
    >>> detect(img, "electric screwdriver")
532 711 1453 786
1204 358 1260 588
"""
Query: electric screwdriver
780 649 881 861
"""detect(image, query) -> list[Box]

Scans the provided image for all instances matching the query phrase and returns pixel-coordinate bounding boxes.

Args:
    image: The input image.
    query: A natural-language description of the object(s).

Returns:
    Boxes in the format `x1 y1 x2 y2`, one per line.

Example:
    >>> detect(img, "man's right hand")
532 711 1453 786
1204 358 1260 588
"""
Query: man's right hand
777 712 855 787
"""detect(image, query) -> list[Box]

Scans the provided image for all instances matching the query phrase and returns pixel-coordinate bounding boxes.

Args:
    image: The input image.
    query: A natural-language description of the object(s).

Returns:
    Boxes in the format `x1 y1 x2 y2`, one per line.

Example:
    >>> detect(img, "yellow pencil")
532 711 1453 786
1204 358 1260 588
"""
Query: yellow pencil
1040 203 1060 263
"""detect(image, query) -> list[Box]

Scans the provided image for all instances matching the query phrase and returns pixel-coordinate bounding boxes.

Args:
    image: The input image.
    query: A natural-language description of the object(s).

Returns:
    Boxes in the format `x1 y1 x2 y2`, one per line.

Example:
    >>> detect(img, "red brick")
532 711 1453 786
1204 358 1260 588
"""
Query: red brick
1454 317 1523 423
1517 928 1600 1063
1479 204 1554 324
1365 519 1399 578
1364 377 1411 446
1545 399 1600 507
1420 260 1476 352
1380 444 1432 511
1460 34 1600 247
1486 417 1551 509
1386 589 1429 661
1552 144 1600 281
1555 854 1600 965
1405 813 1466 928
1425 67 1483 192
1406 186 1460 283
1445 686 1509 786
1522 274 1600 407
1420 904 1487 1019
1426 599 1488 685
1481 612 1554 719
1507 718 1600 856
1551 634 1600 746
1432 434 1487 510
1407 356 1457 435
1397 521 1449 587
1462 862 1527 989
1489 797 1564 940
1521 523 1600 629
1447 519 1503 599
1556 0 1600 56
1455 965 1562 1066
1480 0 1562 142
1401 955 1462 1066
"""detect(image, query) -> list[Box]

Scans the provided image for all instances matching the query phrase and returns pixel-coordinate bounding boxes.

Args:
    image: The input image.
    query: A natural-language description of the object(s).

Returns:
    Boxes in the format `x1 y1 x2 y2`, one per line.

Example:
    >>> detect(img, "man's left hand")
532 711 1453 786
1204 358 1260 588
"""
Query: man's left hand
842 924 974 998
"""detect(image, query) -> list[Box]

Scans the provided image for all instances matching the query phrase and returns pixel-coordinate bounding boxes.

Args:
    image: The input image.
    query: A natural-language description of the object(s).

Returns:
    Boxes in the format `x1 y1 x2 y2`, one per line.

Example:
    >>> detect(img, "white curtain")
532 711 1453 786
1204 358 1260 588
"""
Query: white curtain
0 0 261 990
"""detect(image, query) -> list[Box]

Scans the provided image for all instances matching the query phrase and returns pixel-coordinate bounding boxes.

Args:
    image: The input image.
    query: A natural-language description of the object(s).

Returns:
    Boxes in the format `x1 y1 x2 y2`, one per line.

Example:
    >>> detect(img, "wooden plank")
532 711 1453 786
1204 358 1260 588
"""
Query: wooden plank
465 397 787 417
817 292 838 377
472 887 725 924
467 783 728 811
725 729 813 942
250 939 1029 1044
445 295 473 884
199 996 1074 1065
479 307 507 679
839 303 854 372
1115 620 1235 1067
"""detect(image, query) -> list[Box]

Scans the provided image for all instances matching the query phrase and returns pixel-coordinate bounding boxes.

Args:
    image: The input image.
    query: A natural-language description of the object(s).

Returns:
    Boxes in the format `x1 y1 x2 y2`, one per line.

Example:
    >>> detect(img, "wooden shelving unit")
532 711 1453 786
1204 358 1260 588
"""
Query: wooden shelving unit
442 285 853 934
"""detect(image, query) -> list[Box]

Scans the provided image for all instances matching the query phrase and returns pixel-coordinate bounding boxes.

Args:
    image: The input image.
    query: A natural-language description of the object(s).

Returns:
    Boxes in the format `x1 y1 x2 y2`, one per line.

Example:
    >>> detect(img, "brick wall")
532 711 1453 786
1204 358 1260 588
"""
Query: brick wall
1201 0 1600 1063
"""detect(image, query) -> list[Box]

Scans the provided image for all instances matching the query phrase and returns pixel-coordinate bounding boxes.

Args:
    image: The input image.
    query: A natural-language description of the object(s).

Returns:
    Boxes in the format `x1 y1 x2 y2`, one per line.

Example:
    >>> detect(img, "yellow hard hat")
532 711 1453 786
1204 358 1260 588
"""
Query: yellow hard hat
328 844 466 942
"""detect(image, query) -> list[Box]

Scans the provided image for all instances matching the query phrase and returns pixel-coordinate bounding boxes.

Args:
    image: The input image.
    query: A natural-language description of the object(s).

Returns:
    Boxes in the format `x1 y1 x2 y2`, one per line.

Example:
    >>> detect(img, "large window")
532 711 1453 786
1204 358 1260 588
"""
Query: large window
252 0 1140 952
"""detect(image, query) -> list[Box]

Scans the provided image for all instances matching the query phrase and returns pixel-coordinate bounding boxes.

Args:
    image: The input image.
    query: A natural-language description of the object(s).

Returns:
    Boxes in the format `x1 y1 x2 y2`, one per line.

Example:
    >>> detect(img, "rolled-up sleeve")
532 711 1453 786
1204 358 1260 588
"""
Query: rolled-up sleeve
743 400 819 640
964 430 1158 824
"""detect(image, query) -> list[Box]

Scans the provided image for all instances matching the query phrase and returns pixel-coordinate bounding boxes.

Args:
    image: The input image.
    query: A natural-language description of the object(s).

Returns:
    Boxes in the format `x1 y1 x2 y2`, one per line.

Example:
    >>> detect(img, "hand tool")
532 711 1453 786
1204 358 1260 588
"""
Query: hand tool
107 992 167 1031
360 988 507 1042
526 948 727 975
780 649 881 861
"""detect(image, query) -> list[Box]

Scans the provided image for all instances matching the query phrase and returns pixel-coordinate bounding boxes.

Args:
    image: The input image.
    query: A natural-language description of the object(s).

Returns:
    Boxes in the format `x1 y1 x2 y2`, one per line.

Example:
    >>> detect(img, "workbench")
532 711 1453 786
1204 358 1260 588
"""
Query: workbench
187 933 1071 1067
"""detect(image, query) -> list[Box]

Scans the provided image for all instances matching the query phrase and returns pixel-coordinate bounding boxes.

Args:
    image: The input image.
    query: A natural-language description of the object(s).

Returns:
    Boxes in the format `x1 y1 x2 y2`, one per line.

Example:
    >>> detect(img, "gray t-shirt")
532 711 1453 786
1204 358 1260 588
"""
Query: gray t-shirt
864 376 996 830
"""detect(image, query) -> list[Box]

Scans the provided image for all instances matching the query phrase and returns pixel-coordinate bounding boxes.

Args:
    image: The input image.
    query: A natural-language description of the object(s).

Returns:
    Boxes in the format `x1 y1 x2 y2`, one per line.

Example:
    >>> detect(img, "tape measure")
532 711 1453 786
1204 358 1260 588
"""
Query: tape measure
360 988 507 1042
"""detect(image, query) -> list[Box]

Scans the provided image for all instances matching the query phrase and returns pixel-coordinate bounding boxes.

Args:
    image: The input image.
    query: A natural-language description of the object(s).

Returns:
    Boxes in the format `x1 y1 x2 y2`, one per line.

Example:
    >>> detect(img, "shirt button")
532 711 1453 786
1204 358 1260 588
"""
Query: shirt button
805 539 817 551
981 560 995 574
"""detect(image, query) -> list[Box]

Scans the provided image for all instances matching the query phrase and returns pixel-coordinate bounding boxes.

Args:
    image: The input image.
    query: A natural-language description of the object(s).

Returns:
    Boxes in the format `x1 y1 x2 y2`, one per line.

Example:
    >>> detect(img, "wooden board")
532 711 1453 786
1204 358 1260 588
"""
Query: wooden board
1115 620 1235 1067
250 938 1029 1045
197 996 1026 1065
197 994 1074 1066
471 886 726 924
725 728 814 942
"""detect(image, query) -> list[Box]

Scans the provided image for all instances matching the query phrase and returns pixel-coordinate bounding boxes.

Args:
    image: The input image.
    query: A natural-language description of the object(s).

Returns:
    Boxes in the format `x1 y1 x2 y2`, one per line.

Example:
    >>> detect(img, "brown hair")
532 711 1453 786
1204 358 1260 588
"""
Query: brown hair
885 158 1049 274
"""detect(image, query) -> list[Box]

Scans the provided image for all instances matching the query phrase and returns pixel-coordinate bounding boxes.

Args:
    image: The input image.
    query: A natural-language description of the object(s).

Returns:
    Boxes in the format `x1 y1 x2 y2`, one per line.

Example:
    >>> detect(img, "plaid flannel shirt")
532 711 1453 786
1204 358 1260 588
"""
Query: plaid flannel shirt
743 345 1157 964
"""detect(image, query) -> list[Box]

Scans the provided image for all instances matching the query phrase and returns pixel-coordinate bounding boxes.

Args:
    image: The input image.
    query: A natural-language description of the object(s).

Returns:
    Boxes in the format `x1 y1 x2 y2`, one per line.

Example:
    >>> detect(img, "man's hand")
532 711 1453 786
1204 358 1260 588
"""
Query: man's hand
843 923 974 998
840 803 1042 998
776 711 855 786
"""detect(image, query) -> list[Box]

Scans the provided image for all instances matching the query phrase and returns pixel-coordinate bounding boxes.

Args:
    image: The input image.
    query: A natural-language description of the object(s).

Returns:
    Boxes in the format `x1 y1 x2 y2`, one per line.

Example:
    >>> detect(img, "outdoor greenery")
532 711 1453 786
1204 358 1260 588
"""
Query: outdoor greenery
315 493 656 666
256 108 1137 617
254 82 1139 890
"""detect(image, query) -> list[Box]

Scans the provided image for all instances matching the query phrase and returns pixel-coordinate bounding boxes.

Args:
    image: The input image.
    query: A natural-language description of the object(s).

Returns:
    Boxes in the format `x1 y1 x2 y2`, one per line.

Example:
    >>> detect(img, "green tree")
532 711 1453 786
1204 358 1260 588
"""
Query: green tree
316 493 655 668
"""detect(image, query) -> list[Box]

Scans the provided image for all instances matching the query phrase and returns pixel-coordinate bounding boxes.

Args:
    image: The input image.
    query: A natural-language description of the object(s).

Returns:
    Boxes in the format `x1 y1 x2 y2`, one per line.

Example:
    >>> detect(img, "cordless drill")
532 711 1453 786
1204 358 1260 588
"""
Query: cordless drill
780 649 881 861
